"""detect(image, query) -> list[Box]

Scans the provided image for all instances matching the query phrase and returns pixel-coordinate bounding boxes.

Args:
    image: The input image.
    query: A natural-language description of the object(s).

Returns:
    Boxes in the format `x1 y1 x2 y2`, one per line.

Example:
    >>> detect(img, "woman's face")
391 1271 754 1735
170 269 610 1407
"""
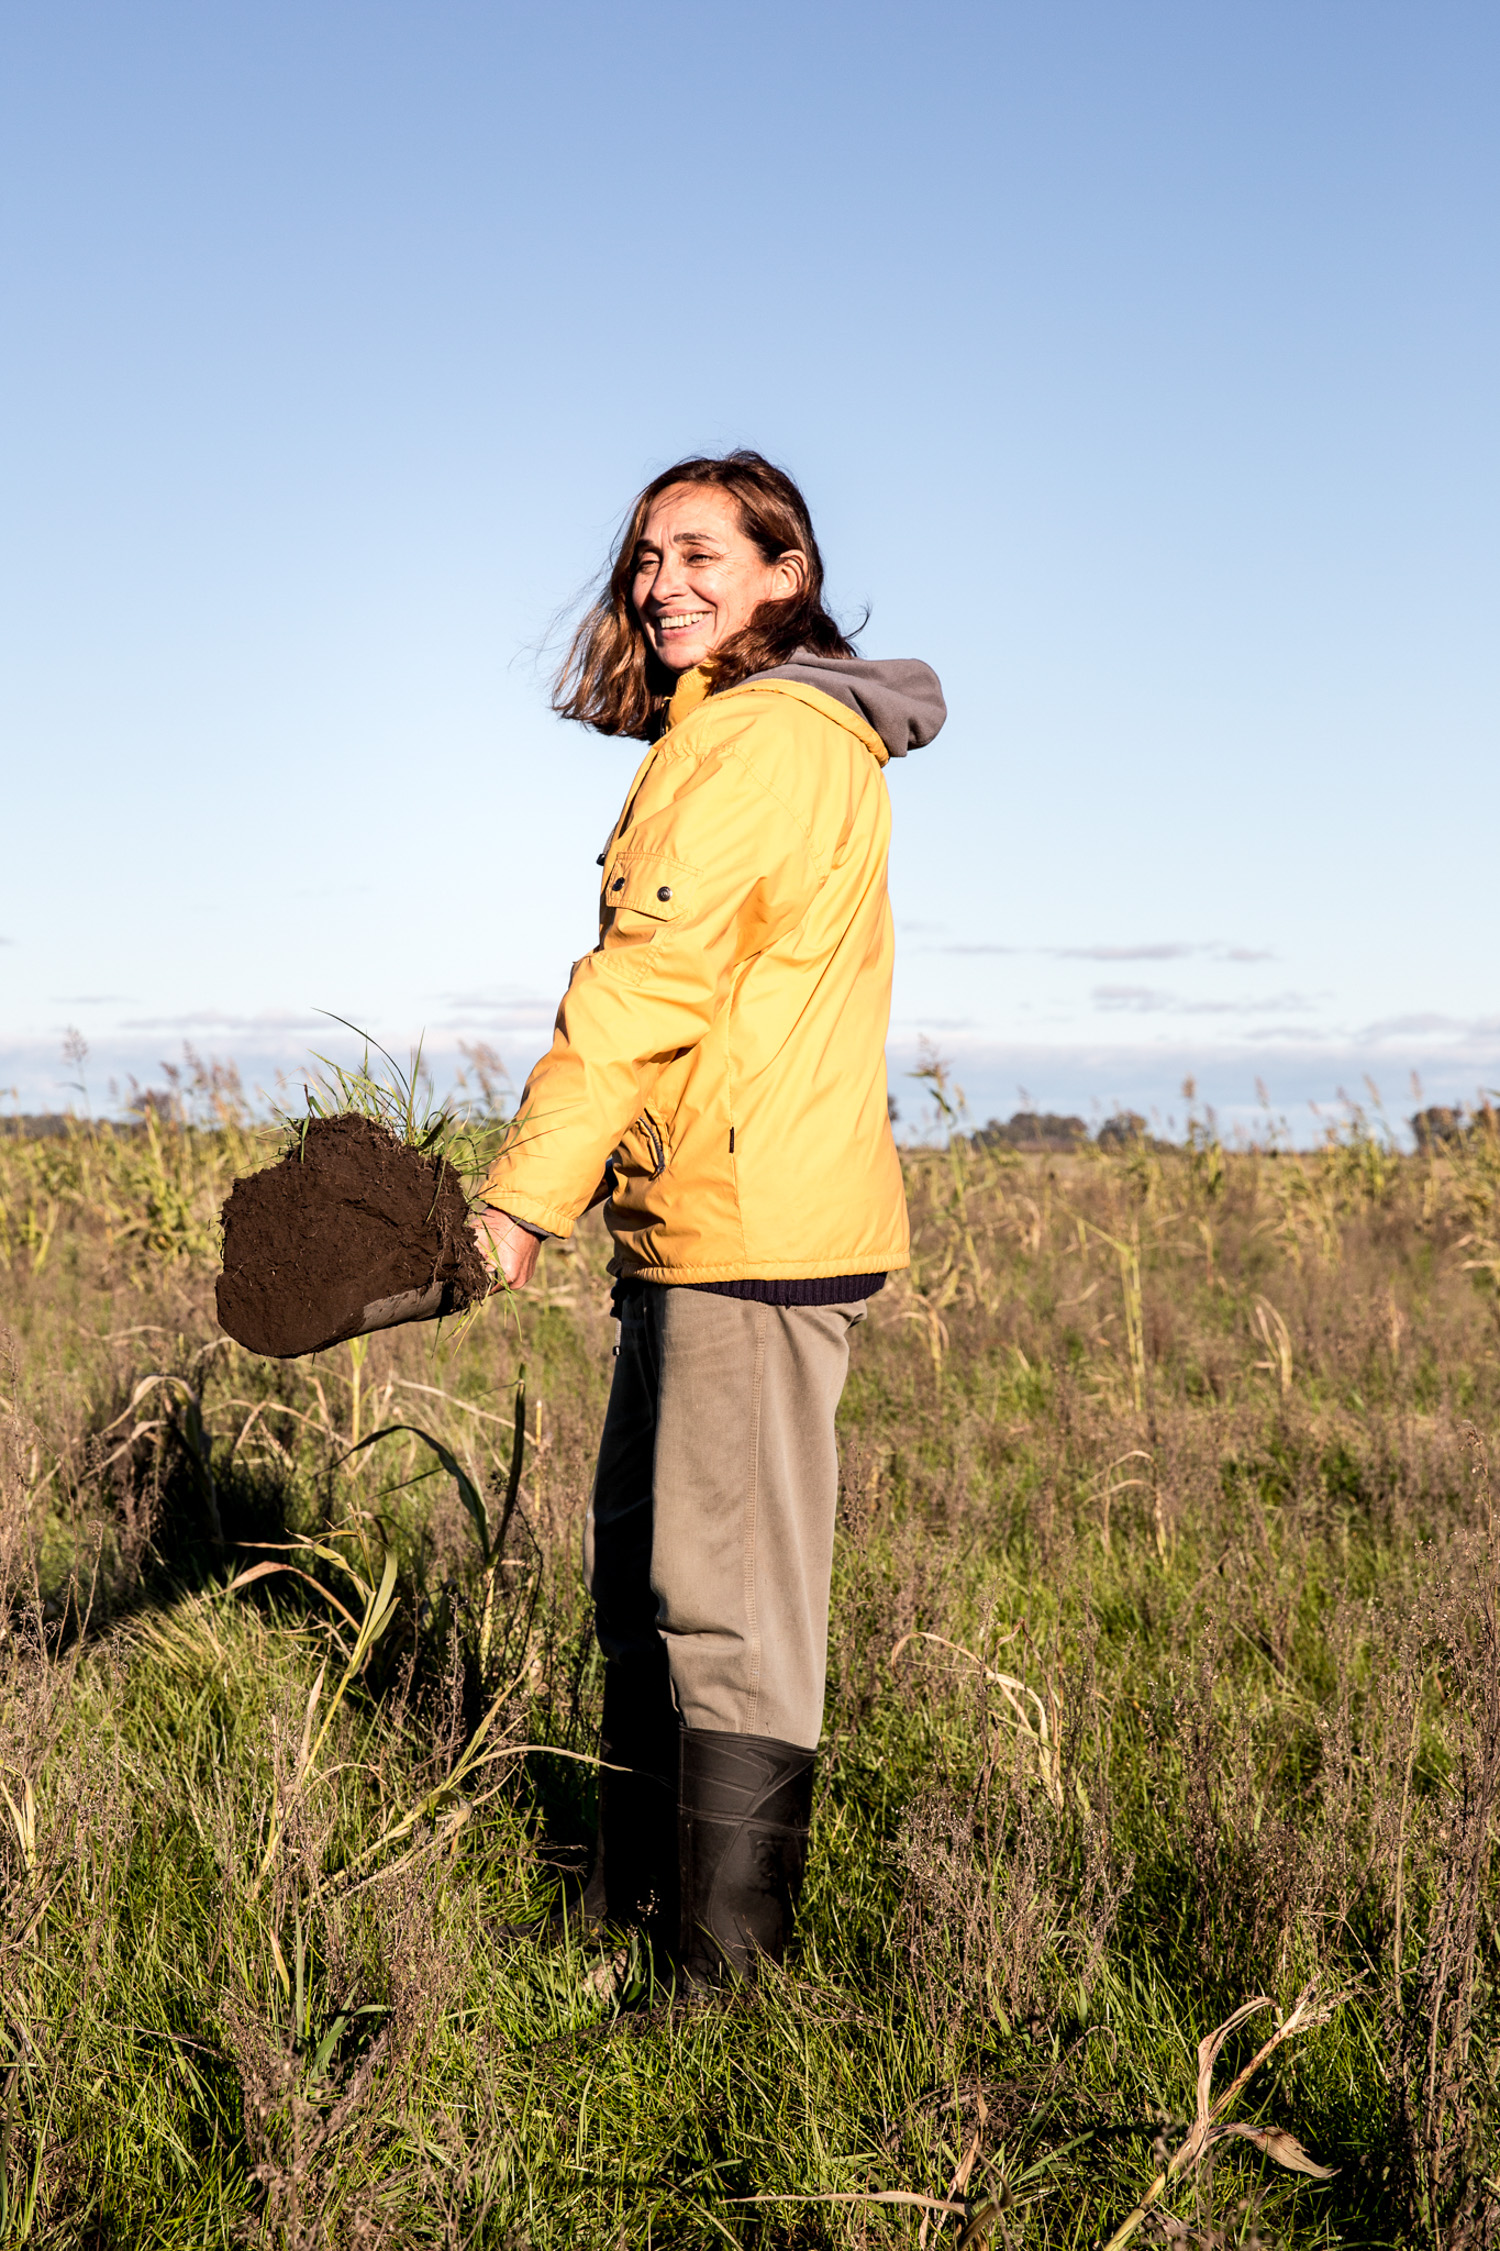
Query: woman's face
630 484 806 675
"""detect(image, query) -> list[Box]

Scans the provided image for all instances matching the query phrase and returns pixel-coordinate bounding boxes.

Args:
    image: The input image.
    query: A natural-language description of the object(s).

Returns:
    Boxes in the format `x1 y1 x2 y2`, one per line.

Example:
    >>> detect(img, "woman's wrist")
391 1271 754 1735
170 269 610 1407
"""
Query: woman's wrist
479 1206 551 1242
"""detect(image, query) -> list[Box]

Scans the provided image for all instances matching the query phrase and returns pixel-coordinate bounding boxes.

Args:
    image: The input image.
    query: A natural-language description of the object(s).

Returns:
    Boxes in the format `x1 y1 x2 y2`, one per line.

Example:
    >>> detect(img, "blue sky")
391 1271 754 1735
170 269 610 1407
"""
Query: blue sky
3 1 1496 1141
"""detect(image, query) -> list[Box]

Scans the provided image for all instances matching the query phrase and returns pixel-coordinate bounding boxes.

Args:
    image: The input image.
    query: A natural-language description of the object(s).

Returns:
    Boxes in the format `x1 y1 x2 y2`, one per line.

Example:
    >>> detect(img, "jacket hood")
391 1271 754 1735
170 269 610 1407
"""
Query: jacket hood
744 652 946 759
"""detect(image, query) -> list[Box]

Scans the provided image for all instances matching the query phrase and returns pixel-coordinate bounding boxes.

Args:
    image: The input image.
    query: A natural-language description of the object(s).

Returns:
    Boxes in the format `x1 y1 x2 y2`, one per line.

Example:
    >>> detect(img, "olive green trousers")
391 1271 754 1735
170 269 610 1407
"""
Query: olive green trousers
583 1283 867 1751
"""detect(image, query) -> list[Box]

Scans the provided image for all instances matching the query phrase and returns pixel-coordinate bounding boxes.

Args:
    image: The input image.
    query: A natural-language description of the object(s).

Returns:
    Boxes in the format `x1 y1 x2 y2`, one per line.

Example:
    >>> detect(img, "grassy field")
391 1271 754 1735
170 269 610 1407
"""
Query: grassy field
2 1084 1500 2248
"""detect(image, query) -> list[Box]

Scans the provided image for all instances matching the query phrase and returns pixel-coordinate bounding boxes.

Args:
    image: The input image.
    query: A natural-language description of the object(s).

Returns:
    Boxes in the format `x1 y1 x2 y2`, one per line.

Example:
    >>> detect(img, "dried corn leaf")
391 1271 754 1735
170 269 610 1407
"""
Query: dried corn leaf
1215 2122 1337 2179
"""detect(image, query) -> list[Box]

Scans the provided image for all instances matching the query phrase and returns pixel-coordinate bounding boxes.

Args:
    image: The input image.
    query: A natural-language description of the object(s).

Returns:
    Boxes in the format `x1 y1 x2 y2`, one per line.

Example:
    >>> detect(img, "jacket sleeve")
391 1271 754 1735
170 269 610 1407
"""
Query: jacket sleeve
478 722 819 1237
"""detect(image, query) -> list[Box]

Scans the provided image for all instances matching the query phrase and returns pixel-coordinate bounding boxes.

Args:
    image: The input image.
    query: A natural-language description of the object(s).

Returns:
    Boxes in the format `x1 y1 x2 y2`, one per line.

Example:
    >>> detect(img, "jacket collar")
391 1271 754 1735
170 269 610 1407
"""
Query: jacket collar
665 667 712 730
660 664 889 765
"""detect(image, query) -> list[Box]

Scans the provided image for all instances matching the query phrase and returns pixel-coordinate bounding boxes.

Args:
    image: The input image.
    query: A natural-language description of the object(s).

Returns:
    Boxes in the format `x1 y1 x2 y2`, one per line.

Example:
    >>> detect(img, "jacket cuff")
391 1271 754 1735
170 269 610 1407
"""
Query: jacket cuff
478 1188 577 1240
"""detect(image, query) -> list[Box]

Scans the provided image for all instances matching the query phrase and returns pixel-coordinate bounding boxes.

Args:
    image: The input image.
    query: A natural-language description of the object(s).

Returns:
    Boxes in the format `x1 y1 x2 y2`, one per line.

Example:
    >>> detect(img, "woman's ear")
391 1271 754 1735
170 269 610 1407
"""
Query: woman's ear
771 548 809 600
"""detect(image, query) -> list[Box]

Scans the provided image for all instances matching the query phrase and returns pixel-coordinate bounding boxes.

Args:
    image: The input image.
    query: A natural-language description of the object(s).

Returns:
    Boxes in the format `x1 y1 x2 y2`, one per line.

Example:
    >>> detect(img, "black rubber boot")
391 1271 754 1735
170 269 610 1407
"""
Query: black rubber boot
678 1729 816 1986
507 1652 678 1954
593 1652 681 1952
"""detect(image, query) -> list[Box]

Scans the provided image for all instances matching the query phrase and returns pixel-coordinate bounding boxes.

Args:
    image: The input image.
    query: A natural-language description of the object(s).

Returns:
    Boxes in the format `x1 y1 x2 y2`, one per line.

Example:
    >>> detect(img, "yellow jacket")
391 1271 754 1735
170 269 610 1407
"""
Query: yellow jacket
481 658 943 1282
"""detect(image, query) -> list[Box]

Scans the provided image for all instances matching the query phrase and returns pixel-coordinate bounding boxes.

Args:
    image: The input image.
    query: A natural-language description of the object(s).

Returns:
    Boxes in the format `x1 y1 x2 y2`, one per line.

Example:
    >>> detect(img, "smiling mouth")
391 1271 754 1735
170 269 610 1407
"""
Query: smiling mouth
654 610 712 636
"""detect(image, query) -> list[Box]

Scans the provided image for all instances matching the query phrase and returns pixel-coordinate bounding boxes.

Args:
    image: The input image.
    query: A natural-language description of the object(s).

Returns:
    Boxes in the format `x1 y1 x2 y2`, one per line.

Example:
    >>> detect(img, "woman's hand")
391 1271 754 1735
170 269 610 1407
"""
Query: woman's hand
472 1209 543 1293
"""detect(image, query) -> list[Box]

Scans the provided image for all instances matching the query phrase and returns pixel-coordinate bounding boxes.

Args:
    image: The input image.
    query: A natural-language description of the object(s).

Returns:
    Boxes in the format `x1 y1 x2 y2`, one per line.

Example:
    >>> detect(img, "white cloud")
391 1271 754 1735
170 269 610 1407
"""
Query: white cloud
935 938 1279 964
118 1010 329 1032
1357 1012 1500 1043
1091 986 1314 1017
437 994 559 1034
1057 942 1197 962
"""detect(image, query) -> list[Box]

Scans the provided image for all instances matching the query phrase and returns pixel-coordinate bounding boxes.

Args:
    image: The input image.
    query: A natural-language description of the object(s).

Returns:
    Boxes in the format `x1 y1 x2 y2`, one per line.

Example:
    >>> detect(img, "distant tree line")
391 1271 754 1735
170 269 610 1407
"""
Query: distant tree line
969 1110 1131 1153
1411 1102 1499 1149
971 1101 1500 1155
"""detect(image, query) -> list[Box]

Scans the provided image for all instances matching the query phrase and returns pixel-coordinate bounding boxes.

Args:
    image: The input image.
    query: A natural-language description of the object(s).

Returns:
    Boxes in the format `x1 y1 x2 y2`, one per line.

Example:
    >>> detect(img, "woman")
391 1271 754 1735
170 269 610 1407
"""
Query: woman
475 451 945 1983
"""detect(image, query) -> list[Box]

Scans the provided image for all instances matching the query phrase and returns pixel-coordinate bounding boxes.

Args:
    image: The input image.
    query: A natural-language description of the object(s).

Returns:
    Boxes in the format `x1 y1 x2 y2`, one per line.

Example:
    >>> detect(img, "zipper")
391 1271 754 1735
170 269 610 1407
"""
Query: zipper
635 1112 666 1181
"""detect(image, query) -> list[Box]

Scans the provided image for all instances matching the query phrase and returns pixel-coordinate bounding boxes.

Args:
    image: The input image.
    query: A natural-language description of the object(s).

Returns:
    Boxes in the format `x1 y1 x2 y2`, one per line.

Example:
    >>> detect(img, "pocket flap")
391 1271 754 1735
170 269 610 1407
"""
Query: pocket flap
602 854 693 924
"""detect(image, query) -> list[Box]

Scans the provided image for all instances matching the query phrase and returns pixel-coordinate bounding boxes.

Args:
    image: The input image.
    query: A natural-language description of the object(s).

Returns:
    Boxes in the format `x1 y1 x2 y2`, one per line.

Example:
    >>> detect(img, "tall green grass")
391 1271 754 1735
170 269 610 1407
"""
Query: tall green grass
2 1093 1499 2244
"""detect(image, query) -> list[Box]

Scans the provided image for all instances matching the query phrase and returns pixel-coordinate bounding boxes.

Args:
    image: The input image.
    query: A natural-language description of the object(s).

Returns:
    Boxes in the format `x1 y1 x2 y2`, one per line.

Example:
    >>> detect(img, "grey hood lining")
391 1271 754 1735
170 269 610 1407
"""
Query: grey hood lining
740 652 946 758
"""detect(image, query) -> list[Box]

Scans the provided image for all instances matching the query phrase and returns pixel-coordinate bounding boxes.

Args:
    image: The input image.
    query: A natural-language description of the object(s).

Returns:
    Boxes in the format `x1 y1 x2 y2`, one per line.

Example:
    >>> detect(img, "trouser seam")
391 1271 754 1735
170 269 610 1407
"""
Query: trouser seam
741 1301 768 1733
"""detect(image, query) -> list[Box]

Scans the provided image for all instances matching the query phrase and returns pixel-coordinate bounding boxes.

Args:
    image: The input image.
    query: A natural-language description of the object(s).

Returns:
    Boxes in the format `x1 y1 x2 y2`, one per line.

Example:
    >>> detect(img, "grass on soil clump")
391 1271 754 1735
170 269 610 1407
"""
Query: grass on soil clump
2 1080 1500 2246
285 1018 512 1186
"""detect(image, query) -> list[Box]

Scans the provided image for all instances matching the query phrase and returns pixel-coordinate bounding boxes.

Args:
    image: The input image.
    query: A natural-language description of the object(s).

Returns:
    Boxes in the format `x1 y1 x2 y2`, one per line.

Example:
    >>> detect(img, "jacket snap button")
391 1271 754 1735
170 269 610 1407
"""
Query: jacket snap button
611 877 624 892
657 885 672 901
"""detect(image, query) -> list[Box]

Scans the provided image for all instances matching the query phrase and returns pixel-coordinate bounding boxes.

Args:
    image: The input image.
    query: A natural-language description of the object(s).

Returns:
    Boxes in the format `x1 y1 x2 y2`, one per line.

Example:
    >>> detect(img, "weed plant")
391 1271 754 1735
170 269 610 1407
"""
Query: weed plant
2 1088 1500 2245
284 1018 513 1185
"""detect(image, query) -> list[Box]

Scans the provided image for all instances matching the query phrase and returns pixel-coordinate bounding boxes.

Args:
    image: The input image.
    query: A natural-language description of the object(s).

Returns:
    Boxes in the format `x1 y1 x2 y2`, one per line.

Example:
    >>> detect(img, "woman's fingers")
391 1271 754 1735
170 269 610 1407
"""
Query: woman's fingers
472 1209 543 1292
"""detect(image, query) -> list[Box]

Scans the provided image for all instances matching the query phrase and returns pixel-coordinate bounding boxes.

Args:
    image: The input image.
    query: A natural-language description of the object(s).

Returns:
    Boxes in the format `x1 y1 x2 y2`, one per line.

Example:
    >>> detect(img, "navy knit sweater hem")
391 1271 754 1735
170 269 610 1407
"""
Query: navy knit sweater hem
612 1273 886 1311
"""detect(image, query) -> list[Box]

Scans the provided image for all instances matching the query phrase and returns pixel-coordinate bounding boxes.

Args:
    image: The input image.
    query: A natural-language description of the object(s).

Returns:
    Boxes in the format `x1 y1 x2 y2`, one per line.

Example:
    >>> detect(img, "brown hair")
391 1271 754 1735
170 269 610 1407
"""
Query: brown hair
553 450 857 738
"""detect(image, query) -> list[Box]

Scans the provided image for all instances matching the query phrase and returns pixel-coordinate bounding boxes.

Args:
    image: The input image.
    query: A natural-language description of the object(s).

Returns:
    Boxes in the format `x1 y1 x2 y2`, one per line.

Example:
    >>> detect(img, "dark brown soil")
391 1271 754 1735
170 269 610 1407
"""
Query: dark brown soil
216 1113 492 1358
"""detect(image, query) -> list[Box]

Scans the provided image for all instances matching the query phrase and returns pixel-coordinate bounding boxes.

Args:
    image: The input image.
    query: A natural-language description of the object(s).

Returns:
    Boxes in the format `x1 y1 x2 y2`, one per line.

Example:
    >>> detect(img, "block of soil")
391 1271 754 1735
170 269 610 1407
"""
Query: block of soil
216 1113 492 1358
